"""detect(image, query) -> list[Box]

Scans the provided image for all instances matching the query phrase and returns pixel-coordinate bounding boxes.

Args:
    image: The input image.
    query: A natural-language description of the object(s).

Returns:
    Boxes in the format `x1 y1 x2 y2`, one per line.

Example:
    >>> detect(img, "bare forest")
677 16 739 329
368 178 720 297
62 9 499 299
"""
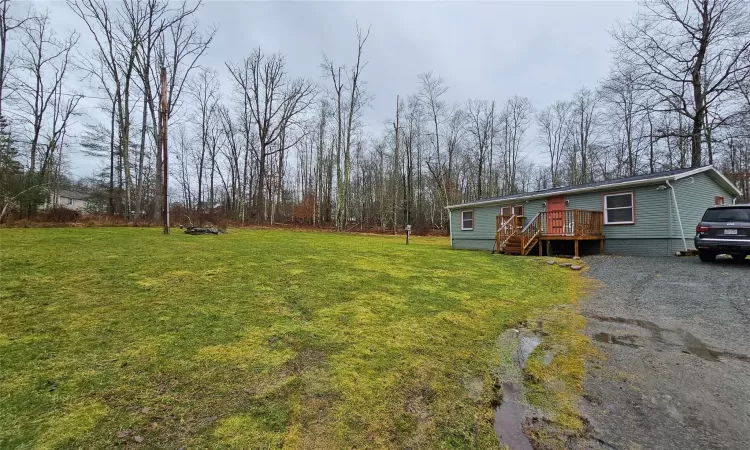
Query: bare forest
1 0 749 229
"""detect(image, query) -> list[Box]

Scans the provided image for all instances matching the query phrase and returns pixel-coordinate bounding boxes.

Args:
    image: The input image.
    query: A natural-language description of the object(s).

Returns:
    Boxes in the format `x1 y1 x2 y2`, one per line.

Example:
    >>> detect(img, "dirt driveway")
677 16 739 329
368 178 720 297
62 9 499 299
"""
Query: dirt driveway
581 255 749 450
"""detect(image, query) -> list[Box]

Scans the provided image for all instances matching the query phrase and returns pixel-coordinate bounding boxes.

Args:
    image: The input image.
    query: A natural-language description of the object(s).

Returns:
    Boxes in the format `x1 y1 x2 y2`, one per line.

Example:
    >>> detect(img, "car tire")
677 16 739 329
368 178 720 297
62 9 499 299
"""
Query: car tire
729 253 747 260
698 250 716 262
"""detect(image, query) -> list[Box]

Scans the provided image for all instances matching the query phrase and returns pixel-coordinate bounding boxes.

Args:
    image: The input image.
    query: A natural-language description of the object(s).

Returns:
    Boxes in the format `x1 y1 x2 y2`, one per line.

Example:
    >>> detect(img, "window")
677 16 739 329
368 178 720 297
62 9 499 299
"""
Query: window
67 198 74 206
500 205 523 217
603 192 634 225
461 210 474 231
714 196 725 206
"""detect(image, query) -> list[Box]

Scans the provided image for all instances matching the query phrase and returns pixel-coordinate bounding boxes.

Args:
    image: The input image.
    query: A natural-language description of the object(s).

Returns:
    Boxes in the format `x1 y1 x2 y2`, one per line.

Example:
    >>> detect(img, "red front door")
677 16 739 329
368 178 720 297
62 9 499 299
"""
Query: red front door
547 196 566 235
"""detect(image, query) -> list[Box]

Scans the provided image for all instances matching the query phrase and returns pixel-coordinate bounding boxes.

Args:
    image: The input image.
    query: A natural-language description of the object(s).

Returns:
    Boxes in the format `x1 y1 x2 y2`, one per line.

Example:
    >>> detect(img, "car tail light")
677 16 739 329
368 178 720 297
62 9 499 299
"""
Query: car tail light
696 225 710 233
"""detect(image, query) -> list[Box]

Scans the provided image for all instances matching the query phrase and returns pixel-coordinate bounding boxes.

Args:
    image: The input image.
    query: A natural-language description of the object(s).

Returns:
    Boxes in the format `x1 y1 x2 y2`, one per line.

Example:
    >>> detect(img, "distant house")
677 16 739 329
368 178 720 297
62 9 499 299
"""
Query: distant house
446 166 742 257
203 200 224 211
55 189 89 212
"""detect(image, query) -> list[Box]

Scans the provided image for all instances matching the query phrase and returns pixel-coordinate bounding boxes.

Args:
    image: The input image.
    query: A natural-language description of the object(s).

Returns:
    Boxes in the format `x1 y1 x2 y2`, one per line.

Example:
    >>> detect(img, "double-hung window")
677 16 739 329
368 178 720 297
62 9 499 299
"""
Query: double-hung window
603 192 634 225
461 210 474 231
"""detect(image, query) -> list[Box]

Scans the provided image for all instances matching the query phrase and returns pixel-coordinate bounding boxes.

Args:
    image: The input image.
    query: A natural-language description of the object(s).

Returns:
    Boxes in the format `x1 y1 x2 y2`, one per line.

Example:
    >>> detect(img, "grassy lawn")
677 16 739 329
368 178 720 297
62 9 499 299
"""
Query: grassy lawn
0 228 587 449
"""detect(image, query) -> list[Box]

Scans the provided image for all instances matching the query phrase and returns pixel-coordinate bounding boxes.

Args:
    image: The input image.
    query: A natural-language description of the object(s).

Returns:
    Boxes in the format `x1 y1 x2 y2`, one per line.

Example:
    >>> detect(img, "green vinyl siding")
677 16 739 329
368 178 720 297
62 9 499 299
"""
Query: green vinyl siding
450 199 546 250
669 173 730 241
604 238 671 256
451 238 495 251
523 200 545 222
566 183 671 239
451 206 497 243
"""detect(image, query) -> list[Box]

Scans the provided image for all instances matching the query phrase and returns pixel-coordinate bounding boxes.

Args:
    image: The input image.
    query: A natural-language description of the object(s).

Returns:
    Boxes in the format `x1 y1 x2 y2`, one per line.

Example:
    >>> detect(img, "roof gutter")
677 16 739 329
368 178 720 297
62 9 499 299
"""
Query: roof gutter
665 180 688 252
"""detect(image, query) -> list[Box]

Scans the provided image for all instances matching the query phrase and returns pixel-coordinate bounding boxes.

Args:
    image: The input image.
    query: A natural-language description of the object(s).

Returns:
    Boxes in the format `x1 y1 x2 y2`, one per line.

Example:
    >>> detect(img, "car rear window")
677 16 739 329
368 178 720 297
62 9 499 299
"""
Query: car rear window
702 207 750 222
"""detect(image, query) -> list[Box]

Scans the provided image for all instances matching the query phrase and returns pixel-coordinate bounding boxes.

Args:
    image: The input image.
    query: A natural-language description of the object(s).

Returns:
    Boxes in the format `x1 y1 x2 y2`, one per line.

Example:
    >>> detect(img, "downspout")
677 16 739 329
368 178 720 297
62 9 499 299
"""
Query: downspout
665 180 688 252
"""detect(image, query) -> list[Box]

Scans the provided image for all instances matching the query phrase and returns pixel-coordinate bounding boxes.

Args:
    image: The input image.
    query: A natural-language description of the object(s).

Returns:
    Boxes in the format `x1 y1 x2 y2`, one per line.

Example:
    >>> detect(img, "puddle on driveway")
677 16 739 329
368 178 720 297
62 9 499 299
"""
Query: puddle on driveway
493 382 534 450
593 332 640 348
681 330 750 363
588 315 750 364
587 314 667 343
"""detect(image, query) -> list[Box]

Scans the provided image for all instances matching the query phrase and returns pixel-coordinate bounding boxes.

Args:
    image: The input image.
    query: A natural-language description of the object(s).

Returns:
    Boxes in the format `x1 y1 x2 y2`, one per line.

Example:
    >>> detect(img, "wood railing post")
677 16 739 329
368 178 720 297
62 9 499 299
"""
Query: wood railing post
573 210 577 236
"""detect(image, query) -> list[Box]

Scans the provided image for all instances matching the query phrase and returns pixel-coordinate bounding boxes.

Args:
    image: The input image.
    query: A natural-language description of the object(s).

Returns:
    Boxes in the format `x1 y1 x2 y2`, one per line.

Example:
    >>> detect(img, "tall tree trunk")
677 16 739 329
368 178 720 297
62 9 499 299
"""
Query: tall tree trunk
109 102 116 214
257 143 266 222
134 94 148 220
334 69 343 229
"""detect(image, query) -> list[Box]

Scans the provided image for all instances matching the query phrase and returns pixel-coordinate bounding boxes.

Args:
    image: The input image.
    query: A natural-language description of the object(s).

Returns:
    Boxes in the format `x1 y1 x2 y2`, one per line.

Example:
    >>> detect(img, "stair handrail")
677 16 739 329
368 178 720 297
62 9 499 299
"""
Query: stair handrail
497 214 517 247
520 213 542 254
497 214 516 232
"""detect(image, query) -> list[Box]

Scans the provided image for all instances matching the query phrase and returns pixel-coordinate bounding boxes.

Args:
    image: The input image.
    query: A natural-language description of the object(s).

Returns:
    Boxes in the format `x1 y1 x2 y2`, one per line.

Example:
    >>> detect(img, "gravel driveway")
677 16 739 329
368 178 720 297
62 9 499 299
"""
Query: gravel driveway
581 255 750 450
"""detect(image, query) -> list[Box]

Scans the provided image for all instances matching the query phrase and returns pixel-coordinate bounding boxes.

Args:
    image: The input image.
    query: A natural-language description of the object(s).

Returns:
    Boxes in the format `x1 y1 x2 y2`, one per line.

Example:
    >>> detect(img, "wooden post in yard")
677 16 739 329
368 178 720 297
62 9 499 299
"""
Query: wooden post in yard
574 239 579 257
161 66 169 235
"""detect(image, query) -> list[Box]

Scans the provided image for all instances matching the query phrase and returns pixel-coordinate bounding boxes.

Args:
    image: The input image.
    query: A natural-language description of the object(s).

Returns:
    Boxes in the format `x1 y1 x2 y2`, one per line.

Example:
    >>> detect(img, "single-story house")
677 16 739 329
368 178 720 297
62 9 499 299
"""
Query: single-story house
55 189 89 212
446 166 743 257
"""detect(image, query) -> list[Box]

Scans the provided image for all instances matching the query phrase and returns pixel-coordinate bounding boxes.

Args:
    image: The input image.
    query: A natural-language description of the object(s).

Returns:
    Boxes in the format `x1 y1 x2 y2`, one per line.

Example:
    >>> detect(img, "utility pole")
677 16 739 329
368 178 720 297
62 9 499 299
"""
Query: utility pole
161 66 169 234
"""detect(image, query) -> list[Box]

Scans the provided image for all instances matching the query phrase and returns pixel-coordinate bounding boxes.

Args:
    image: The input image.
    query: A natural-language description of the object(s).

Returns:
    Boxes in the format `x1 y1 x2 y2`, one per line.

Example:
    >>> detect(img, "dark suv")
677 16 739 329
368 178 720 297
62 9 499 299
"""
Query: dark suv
694 204 750 262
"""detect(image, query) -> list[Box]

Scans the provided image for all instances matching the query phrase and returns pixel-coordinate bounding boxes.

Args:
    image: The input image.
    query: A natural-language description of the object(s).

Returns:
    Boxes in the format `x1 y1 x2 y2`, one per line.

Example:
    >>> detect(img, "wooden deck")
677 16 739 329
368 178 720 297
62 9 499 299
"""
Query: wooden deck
496 210 604 256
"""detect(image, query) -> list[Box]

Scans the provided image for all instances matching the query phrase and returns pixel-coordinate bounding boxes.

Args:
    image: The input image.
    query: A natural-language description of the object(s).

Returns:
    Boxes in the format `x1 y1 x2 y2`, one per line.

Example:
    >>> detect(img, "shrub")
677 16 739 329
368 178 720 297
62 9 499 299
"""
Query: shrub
38 207 81 223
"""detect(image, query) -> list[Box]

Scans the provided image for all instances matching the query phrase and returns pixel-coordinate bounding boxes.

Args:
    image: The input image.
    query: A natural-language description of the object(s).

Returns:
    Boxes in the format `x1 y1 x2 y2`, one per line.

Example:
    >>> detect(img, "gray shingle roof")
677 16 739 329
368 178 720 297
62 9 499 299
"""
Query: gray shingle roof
447 166 740 209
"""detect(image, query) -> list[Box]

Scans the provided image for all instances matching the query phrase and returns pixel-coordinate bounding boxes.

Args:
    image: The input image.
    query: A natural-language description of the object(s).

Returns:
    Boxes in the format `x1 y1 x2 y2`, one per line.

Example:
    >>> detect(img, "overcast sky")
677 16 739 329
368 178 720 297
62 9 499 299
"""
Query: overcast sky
34 0 640 176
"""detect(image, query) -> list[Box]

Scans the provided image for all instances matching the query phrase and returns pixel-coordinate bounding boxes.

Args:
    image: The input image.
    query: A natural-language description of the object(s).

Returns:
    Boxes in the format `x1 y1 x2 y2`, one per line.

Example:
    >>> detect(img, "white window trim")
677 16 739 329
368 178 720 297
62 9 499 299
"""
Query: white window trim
461 210 474 231
603 192 635 225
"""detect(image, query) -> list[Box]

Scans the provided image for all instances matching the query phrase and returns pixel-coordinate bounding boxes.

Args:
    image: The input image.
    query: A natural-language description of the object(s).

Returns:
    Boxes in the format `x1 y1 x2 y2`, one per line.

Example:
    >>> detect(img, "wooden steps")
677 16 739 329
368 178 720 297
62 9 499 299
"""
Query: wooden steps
500 234 540 256
501 236 524 255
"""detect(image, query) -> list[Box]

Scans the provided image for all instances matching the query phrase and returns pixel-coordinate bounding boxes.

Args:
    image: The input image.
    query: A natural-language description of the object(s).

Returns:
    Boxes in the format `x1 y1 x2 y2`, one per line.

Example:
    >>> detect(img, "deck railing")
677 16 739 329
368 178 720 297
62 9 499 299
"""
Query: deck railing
539 210 604 237
520 213 542 253
496 214 518 248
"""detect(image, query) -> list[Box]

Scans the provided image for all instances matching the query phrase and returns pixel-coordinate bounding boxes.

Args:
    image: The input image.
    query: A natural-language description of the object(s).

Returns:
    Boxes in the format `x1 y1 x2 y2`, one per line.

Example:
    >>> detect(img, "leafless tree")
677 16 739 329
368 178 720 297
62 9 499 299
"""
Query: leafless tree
1 0 34 119
599 61 653 176
537 100 572 187
418 72 450 216
322 57 344 227
188 66 219 211
226 48 315 222
321 25 370 230
151 1 214 219
14 11 78 178
466 98 495 198
68 0 143 217
501 95 533 193
339 25 370 229
570 87 597 184
613 0 750 168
